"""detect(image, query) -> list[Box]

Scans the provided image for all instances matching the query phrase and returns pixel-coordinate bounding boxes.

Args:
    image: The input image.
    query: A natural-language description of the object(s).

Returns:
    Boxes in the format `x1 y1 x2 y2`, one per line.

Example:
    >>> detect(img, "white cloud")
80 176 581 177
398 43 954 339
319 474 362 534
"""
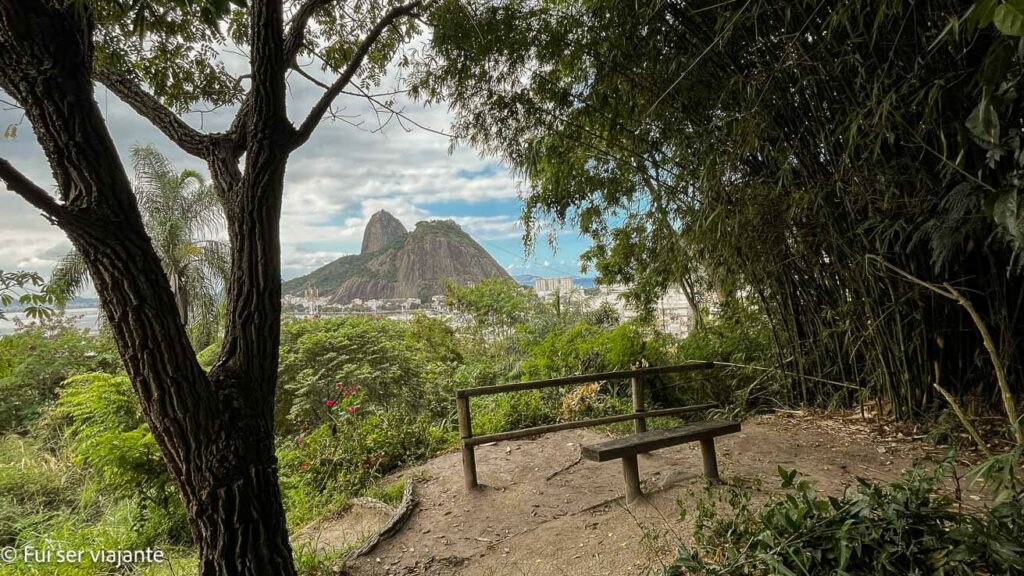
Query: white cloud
0 43 589 284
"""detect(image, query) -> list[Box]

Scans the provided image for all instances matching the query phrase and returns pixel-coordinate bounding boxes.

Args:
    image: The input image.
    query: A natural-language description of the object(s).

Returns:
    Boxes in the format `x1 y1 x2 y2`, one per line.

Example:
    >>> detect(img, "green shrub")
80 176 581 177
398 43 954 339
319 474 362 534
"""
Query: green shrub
278 317 437 433
666 461 1024 576
659 298 777 412
277 409 455 529
0 318 120 433
55 374 170 500
195 338 221 370
54 373 190 545
0 435 82 546
6 497 193 575
521 319 673 381
472 390 557 436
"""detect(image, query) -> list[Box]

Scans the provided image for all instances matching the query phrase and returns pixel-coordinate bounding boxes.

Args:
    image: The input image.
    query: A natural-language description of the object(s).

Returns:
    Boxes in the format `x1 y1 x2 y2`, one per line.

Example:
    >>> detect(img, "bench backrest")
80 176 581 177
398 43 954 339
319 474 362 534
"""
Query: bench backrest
455 362 721 489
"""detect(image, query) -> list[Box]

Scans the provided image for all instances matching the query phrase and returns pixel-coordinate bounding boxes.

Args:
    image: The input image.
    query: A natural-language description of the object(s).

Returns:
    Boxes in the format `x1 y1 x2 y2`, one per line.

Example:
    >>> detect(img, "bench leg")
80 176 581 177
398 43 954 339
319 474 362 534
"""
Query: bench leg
700 438 721 483
462 443 478 490
622 455 642 502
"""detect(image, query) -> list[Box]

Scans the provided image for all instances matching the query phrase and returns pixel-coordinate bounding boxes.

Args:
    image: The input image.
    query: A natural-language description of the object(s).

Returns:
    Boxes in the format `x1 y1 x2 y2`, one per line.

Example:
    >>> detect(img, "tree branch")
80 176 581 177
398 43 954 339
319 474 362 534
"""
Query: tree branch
94 69 217 159
284 0 334 62
291 0 422 149
0 156 65 221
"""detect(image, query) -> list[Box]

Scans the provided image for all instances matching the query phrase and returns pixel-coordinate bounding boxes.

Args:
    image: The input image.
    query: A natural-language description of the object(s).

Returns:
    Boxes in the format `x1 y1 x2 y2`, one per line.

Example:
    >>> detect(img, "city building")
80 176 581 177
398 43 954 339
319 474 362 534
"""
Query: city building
532 276 575 297
587 284 694 337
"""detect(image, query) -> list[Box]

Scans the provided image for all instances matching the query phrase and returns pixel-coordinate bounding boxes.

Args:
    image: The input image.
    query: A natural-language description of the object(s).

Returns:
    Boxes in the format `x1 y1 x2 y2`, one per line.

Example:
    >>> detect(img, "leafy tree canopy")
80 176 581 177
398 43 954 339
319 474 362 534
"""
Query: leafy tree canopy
418 0 1024 418
89 0 420 114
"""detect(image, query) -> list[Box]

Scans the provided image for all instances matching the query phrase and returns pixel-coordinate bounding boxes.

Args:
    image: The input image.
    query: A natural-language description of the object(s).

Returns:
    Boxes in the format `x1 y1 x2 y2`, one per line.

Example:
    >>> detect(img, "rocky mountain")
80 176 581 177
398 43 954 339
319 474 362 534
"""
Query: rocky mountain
360 210 407 254
283 210 511 303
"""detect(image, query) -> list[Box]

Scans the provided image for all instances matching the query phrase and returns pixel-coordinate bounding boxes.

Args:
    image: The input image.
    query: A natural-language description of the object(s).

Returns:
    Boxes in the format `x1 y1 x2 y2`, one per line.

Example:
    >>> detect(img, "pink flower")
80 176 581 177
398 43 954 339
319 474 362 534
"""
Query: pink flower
335 381 345 390
295 435 305 445
299 462 311 471
325 399 336 408
346 405 358 415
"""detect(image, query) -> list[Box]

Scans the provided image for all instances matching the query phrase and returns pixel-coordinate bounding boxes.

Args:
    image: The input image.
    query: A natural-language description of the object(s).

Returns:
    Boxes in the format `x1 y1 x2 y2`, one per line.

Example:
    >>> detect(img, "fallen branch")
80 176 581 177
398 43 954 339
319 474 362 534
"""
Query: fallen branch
545 446 583 480
348 479 418 558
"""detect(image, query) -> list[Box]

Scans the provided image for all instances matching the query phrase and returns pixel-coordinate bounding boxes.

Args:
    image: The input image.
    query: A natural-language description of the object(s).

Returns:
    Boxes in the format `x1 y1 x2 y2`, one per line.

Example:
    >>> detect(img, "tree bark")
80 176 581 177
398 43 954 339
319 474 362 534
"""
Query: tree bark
0 2 297 574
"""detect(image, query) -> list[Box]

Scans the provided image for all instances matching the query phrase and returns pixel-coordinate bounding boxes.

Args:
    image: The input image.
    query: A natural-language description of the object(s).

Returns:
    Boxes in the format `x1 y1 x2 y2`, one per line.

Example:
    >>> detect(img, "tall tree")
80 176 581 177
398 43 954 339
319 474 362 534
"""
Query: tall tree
51 144 229 348
0 0 423 573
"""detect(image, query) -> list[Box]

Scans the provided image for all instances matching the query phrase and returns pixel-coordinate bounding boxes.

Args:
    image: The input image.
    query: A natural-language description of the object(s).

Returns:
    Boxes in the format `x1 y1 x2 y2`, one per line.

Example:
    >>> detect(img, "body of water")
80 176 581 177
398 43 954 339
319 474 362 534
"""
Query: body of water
0 308 102 336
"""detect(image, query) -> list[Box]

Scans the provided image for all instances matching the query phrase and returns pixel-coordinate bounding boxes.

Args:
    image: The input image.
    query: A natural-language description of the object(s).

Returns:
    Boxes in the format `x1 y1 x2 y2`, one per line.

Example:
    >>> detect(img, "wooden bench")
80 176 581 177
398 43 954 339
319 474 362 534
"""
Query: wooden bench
581 420 741 502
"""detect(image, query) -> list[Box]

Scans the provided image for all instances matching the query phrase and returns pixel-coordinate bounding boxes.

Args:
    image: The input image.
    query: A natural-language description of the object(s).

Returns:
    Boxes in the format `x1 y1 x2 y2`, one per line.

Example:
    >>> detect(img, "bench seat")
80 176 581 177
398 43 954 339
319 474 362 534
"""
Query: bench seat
582 419 741 501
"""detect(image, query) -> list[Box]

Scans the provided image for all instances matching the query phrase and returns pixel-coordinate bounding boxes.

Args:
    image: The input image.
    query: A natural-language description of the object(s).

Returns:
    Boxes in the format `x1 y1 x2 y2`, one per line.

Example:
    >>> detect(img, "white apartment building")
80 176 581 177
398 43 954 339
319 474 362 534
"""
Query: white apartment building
532 276 575 297
586 284 694 337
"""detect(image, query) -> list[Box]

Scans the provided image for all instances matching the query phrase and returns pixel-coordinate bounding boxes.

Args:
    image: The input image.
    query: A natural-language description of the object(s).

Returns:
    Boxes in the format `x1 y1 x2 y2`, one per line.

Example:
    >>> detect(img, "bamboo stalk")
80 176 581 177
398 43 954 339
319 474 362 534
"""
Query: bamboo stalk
934 382 992 457
871 255 1023 446
942 282 1023 446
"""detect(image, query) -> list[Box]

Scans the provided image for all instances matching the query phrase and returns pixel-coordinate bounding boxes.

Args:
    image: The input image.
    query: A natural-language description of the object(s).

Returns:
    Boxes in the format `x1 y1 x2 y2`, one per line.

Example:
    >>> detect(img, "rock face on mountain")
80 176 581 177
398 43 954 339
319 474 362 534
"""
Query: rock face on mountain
360 210 407 255
283 212 511 304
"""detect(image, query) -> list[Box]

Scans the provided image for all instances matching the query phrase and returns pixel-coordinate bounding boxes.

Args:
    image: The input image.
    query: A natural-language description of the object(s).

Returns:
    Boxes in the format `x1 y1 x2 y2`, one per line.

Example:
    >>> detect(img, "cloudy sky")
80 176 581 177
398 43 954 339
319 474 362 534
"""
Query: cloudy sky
0 57 590 292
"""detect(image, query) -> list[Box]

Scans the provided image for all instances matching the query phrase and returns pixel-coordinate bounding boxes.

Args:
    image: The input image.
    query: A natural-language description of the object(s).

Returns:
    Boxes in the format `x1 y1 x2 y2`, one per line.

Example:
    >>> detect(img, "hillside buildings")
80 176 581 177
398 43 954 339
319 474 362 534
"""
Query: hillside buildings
529 277 694 337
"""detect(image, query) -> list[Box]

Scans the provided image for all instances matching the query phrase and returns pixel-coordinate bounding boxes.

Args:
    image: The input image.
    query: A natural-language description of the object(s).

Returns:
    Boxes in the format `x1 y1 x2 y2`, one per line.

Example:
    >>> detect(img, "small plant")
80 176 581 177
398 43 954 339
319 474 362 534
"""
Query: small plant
665 460 1024 575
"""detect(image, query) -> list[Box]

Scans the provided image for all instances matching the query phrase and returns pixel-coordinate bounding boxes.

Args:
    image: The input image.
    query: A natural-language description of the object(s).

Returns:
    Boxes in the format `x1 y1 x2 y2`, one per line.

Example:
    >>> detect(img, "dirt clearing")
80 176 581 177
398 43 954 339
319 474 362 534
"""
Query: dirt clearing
320 411 959 575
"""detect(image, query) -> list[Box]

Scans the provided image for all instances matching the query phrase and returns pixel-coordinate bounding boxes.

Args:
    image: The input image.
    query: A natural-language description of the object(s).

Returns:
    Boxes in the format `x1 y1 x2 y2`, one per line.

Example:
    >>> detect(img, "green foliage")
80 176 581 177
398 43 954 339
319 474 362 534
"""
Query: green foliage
406 313 462 364
667 462 1024 575
195 337 221 370
521 319 672 380
363 478 407 507
0 436 83 546
278 316 444 431
0 318 120 433
90 0 421 114
0 270 62 321
471 391 556 436
993 1 1024 36
55 374 180 518
292 543 348 576
0 433 193 575
278 412 454 528
675 299 772 366
669 298 778 410
420 0 1024 421
445 277 544 335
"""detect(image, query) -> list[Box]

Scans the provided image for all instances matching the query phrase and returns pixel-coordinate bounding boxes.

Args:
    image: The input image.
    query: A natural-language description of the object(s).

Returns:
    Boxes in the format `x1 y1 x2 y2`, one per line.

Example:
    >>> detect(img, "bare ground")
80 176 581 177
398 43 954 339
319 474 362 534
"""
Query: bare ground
308 411 965 576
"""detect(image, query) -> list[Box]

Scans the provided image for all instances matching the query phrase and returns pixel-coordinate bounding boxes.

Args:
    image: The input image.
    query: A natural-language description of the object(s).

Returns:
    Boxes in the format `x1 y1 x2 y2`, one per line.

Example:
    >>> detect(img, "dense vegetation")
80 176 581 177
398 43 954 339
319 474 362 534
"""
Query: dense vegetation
418 0 1024 443
667 457 1024 575
2 0 1023 573
0 278 763 574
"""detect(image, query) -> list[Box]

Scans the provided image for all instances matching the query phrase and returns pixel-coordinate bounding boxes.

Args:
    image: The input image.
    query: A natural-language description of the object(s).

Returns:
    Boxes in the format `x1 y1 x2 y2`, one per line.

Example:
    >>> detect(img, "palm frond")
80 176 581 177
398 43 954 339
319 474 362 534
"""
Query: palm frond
49 251 91 305
126 144 229 347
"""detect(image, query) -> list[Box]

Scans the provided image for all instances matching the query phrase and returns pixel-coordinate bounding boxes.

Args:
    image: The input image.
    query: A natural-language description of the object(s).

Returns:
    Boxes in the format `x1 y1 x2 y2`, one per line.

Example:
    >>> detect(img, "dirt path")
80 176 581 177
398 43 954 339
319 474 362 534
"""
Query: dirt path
337 412 952 576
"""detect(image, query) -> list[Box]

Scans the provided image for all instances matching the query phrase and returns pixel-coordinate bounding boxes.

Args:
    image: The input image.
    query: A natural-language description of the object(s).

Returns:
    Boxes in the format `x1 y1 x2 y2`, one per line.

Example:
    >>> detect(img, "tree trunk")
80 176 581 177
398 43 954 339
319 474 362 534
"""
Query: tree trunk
678 273 704 331
0 2 297 574
173 273 191 327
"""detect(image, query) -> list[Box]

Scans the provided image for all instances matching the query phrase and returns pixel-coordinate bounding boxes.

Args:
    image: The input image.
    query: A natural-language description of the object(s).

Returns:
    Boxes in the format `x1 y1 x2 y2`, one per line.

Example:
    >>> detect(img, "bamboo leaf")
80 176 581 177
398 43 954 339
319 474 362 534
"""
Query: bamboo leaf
994 1 1024 36
966 96 1000 144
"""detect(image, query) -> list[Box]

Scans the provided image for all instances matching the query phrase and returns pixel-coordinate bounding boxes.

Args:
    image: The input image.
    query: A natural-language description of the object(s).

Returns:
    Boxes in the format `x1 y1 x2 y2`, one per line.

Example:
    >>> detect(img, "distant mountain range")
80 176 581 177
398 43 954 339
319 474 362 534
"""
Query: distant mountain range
283 211 511 304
